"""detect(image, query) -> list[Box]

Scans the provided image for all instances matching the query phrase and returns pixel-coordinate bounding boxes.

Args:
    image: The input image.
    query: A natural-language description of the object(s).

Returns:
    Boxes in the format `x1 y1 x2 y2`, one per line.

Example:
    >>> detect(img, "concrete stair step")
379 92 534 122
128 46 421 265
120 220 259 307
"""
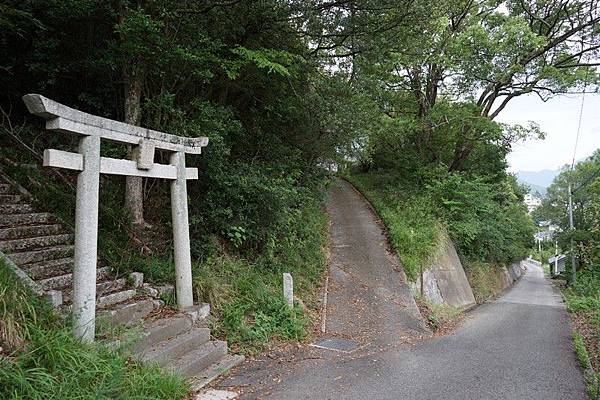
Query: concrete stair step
0 224 64 240
0 184 13 194
189 354 245 391
62 278 127 304
0 194 22 204
0 212 53 227
96 289 138 309
8 244 74 265
23 257 74 279
138 326 211 365
38 266 111 291
0 204 35 214
0 233 74 253
131 315 192 353
166 340 228 378
100 298 160 327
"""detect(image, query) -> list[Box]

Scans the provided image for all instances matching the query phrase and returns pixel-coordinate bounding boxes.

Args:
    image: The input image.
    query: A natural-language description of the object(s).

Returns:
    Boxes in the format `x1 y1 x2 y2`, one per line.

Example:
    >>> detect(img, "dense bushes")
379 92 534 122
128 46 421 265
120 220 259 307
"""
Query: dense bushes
426 173 534 263
346 168 534 282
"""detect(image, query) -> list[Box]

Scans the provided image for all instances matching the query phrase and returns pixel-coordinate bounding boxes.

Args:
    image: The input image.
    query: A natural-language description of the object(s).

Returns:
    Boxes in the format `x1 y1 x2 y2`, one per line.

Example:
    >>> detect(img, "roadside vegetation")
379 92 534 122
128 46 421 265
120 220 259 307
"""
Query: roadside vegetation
565 279 600 399
0 259 188 399
534 150 600 398
344 170 533 298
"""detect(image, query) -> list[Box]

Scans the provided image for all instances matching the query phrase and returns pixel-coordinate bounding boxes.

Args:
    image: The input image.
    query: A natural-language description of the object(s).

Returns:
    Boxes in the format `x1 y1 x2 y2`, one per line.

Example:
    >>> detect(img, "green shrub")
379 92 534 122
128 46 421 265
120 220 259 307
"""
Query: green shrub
573 330 591 370
192 199 328 353
463 261 508 303
343 172 440 281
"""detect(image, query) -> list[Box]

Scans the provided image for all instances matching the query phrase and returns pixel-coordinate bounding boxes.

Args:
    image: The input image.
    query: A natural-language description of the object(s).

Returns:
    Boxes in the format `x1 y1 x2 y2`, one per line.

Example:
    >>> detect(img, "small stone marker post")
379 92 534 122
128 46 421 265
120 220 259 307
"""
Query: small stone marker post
283 273 293 309
23 94 208 343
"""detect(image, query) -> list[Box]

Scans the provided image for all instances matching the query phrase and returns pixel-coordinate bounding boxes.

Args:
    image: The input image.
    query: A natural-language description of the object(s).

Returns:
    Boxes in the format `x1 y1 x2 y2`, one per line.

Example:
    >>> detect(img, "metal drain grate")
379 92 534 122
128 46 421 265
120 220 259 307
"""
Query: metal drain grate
310 337 360 353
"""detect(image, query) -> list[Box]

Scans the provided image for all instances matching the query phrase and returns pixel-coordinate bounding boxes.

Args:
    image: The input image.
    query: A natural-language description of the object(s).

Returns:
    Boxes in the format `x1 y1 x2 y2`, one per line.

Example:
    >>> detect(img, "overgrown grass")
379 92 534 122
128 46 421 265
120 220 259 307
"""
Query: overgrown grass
463 261 508 303
563 270 600 399
192 200 328 354
573 331 591 370
415 295 462 332
343 172 441 281
0 259 188 400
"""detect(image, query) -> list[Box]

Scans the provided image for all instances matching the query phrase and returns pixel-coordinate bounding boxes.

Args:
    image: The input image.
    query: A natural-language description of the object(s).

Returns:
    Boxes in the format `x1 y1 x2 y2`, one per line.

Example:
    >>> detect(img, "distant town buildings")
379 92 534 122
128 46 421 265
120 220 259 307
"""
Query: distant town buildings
524 193 541 213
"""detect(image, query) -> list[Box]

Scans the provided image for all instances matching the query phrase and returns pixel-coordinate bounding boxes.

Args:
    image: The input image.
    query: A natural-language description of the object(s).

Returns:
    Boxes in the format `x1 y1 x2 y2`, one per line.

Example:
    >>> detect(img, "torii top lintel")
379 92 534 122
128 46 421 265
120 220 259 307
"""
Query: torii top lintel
22 94 209 154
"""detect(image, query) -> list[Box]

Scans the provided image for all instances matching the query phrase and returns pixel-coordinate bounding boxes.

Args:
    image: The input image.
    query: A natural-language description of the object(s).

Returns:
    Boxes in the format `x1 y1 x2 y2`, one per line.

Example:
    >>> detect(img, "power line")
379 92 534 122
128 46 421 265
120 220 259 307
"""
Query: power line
565 51 592 284
570 86 587 172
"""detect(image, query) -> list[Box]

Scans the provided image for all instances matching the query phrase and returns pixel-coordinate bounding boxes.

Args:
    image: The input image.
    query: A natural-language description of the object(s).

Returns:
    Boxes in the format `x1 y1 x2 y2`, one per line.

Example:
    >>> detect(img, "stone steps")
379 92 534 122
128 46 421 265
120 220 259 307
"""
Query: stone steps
139 326 211 365
22 257 75 280
189 354 246 391
0 212 54 227
61 278 127 305
167 340 228 378
0 233 74 253
38 266 111 291
0 194 22 204
7 244 74 264
0 183 12 194
0 174 241 387
100 298 160 326
132 315 192 353
0 204 35 214
96 289 138 308
130 313 242 388
0 224 65 240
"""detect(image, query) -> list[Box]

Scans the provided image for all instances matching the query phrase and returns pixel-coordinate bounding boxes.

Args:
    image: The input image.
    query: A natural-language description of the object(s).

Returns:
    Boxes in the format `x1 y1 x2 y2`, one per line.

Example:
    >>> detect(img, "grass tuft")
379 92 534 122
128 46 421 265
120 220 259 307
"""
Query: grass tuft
0 259 188 400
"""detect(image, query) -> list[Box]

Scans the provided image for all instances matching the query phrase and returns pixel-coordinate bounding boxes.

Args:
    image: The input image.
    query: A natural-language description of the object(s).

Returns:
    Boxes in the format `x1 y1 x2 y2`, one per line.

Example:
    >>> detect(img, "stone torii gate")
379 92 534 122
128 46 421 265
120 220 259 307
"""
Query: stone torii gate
23 94 208 342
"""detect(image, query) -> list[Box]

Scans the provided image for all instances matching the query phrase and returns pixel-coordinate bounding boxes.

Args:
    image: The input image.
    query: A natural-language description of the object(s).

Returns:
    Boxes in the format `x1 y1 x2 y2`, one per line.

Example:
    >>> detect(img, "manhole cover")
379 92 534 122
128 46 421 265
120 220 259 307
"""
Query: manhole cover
310 337 360 353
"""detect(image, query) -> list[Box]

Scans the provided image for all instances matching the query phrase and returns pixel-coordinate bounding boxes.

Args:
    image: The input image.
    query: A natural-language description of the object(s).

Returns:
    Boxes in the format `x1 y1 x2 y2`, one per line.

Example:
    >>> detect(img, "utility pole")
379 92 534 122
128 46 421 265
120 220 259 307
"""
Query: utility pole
568 182 577 283
554 239 558 276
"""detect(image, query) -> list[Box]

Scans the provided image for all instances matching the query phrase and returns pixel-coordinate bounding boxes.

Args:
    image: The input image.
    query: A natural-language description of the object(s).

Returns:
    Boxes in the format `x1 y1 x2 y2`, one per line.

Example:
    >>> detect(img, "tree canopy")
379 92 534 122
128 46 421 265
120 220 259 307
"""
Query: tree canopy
1 0 598 267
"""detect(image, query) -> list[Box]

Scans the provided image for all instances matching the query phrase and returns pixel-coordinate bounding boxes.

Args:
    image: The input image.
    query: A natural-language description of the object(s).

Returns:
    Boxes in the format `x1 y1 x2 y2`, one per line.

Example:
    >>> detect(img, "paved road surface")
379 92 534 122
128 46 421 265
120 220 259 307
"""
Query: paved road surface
218 179 587 399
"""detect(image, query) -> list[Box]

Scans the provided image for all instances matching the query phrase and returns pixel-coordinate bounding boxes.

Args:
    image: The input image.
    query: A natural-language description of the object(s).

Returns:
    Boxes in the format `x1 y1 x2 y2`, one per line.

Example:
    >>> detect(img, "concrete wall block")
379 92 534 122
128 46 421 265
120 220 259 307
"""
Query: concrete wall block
426 241 476 309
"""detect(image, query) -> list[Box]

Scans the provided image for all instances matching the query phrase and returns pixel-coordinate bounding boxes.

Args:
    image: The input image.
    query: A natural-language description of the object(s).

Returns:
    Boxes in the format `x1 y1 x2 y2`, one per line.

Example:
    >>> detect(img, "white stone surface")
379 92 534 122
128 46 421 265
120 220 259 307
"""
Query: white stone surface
283 272 293 308
129 272 144 288
415 268 444 305
72 135 101 343
43 148 199 180
44 289 63 307
23 94 209 153
134 139 155 170
170 151 194 309
26 94 204 341
184 303 210 322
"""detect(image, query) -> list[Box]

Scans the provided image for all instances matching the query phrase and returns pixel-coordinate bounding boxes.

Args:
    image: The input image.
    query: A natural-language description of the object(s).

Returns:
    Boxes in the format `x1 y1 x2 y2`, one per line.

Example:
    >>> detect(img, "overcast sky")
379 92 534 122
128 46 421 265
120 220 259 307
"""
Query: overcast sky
496 92 600 173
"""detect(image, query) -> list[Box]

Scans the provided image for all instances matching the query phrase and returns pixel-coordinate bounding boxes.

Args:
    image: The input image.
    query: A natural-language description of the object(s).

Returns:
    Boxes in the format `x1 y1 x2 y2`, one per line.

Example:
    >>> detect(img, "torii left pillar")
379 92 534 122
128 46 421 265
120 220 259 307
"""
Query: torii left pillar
72 135 101 342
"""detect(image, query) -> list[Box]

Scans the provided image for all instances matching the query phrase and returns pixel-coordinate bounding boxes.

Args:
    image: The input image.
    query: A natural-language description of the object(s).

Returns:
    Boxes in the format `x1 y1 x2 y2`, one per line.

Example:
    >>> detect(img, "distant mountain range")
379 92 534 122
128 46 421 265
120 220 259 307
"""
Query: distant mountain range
516 168 562 196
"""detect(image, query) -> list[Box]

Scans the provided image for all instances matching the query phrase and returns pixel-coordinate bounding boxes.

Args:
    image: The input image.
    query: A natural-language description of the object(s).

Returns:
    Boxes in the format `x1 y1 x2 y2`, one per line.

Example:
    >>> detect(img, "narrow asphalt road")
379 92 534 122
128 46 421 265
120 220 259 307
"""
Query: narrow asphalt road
217 179 587 399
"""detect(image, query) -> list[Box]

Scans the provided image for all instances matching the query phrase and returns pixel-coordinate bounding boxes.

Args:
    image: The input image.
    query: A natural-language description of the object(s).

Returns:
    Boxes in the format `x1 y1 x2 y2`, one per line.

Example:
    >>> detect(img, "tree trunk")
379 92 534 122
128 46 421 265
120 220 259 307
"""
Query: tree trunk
124 67 146 226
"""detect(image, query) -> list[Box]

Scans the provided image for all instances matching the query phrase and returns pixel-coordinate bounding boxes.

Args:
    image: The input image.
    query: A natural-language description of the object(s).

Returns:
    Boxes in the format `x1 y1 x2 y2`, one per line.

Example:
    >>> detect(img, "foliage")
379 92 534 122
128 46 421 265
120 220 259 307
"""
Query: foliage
192 200 328 353
463 261 509 303
564 269 600 399
346 168 533 280
573 330 591 370
343 173 441 281
427 172 534 263
535 149 600 277
0 259 188 400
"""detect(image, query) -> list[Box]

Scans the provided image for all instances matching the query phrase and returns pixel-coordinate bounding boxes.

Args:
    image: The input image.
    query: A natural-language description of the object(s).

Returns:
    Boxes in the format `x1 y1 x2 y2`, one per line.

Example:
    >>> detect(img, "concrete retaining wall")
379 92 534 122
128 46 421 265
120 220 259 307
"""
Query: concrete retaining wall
413 240 476 309
413 241 535 309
